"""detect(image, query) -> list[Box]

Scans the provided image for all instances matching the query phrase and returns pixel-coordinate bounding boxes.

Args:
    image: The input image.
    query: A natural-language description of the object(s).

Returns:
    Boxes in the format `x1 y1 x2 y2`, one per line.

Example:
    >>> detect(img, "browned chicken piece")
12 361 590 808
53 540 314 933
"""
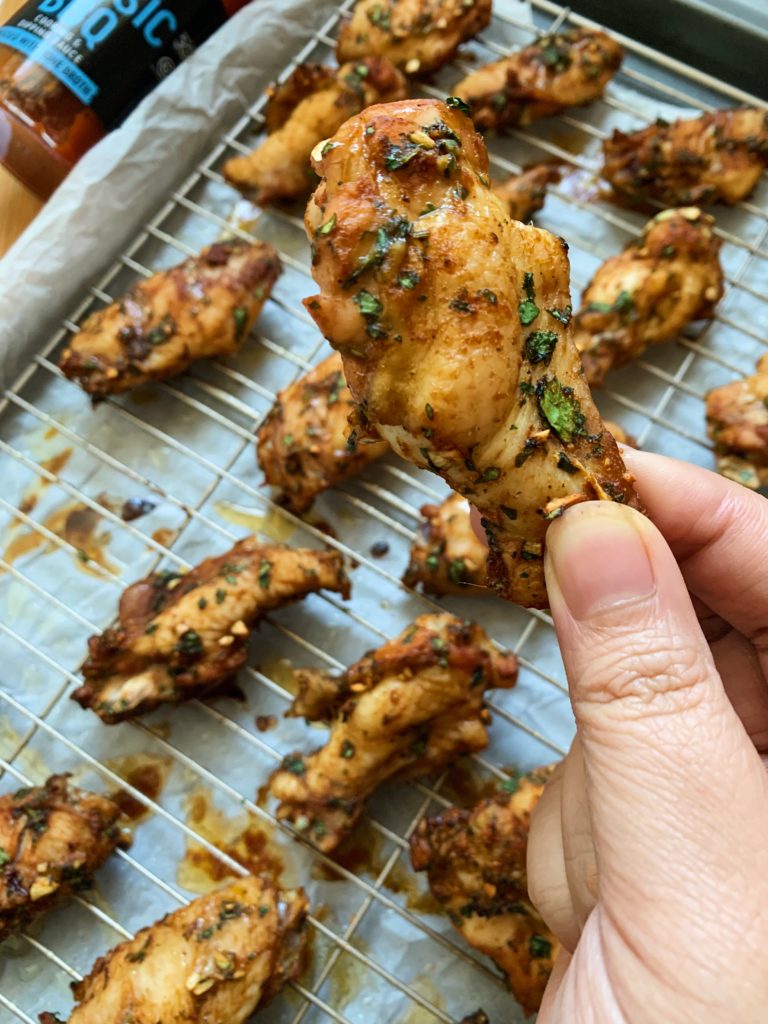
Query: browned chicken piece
410 767 559 1015
39 877 308 1024
404 493 489 596
303 98 639 609
603 108 768 209
337 0 491 76
269 613 518 852
574 207 723 387
492 164 561 222
257 352 389 514
72 537 350 724
223 57 406 206
59 240 280 401
454 27 622 132
0 775 128 943
706 354 768 490
603 419 637 448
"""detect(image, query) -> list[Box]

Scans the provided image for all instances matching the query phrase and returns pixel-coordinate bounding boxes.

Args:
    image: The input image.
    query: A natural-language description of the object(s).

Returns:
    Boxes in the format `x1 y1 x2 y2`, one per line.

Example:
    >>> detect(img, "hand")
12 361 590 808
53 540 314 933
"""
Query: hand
527 448 768 1023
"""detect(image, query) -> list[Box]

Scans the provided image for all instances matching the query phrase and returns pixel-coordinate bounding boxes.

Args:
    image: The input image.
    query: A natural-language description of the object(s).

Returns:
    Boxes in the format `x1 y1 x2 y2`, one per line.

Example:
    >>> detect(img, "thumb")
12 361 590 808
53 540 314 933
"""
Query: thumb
544 502 768 987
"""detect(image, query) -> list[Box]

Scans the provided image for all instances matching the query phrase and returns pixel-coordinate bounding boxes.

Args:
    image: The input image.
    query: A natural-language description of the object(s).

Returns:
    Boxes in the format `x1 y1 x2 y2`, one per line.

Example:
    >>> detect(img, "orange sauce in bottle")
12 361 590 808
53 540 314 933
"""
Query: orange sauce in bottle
0 0 252 197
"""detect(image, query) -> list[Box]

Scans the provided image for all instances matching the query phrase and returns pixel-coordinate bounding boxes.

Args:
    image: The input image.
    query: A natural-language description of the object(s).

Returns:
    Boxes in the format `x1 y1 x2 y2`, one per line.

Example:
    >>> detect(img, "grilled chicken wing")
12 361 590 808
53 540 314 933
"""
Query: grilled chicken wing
602 108 768 209
257 352 389 514
303 98 639 608
337 0 491 76
59 241 280 400
707 354 768 490
492 164 561 222
455 27 622 132
269 613 518 852
0 775 128 943
574 207 723 387
410 767 558 1015
73 538 350 724
223 58 406 206
404 493 489 596
40 877 308 1024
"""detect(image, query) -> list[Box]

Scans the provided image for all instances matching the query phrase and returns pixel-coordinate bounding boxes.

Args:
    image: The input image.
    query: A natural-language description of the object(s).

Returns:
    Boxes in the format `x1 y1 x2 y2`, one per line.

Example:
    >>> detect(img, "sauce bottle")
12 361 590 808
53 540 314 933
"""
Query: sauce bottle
0 0 252 198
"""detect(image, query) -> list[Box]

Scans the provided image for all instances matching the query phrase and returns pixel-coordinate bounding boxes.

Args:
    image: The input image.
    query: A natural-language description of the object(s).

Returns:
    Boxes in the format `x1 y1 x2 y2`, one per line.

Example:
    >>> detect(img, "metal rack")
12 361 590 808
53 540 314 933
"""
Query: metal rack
0 2 765 1021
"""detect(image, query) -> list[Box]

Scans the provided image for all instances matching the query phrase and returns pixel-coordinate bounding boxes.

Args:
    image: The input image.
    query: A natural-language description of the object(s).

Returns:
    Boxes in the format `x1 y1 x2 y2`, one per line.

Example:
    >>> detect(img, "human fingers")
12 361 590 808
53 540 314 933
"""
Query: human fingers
544 500 768 1015
621 447 768 649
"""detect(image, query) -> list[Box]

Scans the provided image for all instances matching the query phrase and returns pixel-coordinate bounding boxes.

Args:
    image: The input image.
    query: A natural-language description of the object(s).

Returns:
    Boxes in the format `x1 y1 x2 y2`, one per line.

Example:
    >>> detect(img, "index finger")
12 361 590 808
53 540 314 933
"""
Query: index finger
621 447 768 643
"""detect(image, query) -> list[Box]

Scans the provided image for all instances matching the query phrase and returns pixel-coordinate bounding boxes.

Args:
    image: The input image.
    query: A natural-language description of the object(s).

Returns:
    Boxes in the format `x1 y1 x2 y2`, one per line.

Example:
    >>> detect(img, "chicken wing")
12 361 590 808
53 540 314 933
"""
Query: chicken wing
0 775 128 943
602 108 768 209
410 767 558 1015
574 207 723 387
337 0 492 76
706 354 768 490
492 164 561 222
59 241 280 400
39 877 308 1024
303 98 639 608
454 27 622 132
257 352 389 514
269 613 518 852
73 538 350 724
404 493 489 596
223 58 406 206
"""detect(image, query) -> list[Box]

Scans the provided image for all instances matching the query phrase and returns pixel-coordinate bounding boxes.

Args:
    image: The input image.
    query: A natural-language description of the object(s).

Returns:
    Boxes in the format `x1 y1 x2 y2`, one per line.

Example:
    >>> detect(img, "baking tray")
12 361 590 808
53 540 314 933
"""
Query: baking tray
0 1 766 1021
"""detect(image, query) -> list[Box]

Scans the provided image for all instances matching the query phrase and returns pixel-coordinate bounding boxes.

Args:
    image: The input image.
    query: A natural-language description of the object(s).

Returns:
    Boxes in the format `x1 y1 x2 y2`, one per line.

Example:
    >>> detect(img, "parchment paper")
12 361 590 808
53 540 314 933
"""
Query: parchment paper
0 0 342 388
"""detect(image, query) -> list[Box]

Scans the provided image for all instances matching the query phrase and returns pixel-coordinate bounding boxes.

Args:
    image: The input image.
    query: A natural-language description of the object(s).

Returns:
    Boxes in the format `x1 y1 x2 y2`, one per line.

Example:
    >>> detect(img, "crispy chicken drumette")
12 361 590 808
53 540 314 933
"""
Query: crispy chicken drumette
454 27 622 132
223 58 406 206
337 0 491 76
602 108 768 209
59 241 280 400
40 877 308 1024
303 98 639 608
269 613 518 852
0 775 128 943
257 352 388 514
73 538 350 724
707 354 768 490
492 164 561 222
574 207 723 387
404 493 489 597
410 767 558 1016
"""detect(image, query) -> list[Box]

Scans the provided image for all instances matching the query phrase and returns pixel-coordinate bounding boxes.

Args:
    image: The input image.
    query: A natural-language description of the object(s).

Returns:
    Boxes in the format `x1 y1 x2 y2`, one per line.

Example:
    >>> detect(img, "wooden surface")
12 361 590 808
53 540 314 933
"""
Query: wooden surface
0 0 44 258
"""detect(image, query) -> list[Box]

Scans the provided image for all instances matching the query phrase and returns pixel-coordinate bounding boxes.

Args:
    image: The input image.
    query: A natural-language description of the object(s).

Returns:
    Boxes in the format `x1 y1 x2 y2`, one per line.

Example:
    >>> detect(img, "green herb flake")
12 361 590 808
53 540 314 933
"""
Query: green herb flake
537 377 587 443
448 558 466 584
522 271 535 301
547 305 572 326
321 140 334 157
0 848 10 867
259 904 270 917
481 466 501 482
449 295 473 314
384 142 420 171
529 934 552 959
661 244 676 258
341 739 356 759
233 306 248 338
176 629 204 658
557 451 578 474
283 756 306 776
197 597 208 610
500 505 518 521
425 402 434 420
480 288 498 305
398 270 420 289
215 588 227 604
258 559 272 589
145 622 158 635
525 330 558 365
354 290 383 318
317 213 337 236
446 96 471 116
426 553 440 572
519 300 540 325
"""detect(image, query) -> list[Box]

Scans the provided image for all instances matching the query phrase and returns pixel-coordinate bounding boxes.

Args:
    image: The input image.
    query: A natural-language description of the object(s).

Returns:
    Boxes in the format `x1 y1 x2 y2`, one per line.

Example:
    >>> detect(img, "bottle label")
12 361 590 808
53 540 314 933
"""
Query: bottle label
0 1 227 127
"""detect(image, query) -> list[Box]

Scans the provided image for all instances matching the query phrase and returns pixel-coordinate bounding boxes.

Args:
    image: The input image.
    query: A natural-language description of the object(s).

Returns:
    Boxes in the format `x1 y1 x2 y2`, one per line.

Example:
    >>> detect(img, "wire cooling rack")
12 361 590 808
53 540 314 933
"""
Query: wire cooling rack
0 2 766 1021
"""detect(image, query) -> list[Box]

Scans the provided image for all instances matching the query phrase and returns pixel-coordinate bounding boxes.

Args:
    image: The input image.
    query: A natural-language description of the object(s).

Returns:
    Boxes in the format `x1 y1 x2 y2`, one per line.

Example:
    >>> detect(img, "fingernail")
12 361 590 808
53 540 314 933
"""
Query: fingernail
546 504 655 620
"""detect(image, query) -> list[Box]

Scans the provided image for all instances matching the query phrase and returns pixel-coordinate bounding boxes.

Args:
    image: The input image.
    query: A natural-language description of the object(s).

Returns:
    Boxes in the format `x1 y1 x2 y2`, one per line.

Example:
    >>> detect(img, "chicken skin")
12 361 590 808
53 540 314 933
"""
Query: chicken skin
337 0 491 76
257 352 389 514
492 164 561 222
0 775 128 943
706 354 768 490
303 98 639 608
40 877 308 1024
73 538 350 724
269 613 518 852
410 767 558 1016
574 207 723 387
59 240 280 400
602 108 768 209
223 58 406 206
454 27 622 132
404 493 489 596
